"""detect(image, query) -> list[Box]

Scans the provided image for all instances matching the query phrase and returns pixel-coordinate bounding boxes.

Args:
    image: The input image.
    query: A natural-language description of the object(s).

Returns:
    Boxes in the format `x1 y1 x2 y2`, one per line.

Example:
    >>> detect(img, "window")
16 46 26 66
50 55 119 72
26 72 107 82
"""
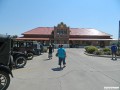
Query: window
57 30 67 35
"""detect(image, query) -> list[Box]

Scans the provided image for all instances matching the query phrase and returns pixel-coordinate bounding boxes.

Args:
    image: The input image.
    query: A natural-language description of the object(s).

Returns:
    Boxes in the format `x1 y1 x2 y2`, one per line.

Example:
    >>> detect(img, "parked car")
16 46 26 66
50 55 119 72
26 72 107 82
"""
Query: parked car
13 41 34 60
0 34 28 89
13 41 44 57
0 34 13 90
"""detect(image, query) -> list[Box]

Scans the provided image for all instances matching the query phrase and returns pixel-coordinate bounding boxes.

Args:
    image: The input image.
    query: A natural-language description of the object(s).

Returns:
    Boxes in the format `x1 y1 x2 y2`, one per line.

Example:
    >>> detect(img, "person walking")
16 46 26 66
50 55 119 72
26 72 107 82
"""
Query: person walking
111 44 117 60
48 45 53 59
36 42 41 55
57 45 66 68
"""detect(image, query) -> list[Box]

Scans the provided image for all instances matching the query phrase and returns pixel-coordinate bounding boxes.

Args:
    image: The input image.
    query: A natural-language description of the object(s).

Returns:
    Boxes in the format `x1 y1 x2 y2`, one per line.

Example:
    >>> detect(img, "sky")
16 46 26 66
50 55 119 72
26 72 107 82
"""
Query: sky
0 0 120 39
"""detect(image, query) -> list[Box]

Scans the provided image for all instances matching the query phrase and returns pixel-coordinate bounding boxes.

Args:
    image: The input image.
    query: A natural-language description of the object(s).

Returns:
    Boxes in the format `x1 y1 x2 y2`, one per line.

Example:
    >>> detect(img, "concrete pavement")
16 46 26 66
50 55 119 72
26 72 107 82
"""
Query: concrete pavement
8 48 120 90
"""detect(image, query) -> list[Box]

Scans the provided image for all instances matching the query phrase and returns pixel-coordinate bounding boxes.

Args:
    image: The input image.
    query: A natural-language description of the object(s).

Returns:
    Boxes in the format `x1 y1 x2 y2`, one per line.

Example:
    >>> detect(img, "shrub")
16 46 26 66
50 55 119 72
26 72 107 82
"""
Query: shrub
94 50 103 55
85 46 98 54
84 46 89 52
104 51 111 55
102 48 111 55
103 48 110 52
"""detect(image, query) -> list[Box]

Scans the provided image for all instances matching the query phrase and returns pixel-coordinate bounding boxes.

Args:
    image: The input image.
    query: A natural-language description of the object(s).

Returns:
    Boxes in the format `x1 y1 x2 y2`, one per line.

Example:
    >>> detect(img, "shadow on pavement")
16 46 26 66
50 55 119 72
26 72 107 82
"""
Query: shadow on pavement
52 67 63 71
43 59 50 61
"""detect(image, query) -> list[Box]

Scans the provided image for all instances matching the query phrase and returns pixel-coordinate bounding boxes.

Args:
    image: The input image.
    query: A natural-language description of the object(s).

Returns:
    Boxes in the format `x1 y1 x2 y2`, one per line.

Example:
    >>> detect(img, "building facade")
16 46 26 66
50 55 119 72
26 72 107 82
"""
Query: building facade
17 22 113 48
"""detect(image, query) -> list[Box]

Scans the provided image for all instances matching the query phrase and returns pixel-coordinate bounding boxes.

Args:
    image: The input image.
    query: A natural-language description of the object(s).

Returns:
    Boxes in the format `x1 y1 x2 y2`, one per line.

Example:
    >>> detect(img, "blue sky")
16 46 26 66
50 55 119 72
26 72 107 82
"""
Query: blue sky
0 0 120 39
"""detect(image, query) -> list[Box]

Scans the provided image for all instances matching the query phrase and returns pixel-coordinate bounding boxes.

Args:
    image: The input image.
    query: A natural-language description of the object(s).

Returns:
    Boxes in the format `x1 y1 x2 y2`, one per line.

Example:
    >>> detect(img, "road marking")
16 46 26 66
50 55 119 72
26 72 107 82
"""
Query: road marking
104 87 119 90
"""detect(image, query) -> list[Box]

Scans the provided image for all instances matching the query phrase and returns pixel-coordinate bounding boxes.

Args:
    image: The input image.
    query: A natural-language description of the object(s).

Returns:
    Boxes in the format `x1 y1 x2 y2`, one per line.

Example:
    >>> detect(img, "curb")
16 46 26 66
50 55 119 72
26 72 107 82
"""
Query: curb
84 52 120 58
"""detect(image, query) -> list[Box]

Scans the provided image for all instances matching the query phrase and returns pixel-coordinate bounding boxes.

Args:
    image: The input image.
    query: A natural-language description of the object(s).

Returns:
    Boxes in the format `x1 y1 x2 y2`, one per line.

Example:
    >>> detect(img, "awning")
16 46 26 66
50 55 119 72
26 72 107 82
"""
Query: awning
69 38 116 41
16 38 50 41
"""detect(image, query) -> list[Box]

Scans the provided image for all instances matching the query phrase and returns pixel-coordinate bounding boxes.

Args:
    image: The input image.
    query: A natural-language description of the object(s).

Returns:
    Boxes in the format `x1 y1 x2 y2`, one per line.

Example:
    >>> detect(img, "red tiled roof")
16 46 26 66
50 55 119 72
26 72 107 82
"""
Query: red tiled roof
16 38 49 40
70 28 110 36
22 27 54 35
22 27 111 36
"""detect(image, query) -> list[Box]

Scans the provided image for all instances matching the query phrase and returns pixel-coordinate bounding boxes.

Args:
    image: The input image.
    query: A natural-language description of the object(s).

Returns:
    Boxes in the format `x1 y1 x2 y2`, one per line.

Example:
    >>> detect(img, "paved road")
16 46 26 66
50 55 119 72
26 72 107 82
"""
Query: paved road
8 48 120 90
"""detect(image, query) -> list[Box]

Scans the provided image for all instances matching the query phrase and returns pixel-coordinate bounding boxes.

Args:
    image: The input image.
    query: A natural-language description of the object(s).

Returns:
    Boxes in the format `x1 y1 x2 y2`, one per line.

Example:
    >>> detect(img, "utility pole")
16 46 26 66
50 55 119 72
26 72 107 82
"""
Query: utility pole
118 20 120 53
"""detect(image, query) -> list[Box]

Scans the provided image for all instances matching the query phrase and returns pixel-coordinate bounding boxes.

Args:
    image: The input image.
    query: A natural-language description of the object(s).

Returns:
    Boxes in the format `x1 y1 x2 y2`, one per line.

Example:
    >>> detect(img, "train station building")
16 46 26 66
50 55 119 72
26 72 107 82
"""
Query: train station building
16 22 114 48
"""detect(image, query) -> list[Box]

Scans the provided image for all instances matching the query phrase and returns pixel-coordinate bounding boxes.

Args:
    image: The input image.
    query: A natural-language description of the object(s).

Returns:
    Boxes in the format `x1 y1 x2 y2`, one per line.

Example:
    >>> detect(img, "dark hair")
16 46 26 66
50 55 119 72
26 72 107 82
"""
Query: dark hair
60 44 63 47
58 45 61 48
58 44 63 48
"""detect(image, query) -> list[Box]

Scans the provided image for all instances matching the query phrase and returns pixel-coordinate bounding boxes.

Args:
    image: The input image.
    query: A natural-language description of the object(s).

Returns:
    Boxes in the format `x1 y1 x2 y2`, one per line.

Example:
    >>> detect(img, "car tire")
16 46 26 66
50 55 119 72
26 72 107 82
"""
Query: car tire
0 71 10 90
27 53 34 60
15 56 27 68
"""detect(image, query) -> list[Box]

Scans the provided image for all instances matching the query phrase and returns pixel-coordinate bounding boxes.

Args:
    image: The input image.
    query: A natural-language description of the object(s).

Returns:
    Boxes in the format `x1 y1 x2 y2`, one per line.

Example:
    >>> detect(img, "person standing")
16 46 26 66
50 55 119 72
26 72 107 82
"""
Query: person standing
111 44 117 60
48 45 53 59
57 45 66 68
36 42 41 55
